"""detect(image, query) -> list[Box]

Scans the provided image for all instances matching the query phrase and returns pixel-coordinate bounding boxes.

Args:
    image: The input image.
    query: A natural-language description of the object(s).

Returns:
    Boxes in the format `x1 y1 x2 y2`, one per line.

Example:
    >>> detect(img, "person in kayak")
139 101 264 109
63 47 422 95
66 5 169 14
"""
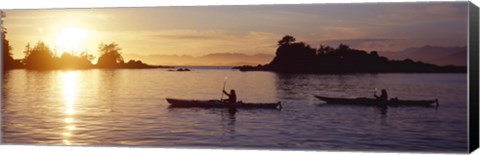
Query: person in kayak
374 89 389 101
223 89 237 103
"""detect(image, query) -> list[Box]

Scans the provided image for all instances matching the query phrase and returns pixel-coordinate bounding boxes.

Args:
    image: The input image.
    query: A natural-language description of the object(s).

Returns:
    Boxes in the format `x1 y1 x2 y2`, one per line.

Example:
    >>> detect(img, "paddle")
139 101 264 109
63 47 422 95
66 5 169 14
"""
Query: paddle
220 77 228 101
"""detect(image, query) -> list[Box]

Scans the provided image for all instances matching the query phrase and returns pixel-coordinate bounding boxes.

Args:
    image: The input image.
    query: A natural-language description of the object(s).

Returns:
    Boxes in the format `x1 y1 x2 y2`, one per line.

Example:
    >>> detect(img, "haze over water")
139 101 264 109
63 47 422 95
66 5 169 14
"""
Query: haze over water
1 67 467 152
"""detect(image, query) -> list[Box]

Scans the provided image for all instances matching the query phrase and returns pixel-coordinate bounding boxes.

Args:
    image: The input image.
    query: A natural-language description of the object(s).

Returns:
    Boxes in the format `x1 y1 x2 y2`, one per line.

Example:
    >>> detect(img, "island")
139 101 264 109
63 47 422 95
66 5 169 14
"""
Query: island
234 35 466 73
3 41 172 70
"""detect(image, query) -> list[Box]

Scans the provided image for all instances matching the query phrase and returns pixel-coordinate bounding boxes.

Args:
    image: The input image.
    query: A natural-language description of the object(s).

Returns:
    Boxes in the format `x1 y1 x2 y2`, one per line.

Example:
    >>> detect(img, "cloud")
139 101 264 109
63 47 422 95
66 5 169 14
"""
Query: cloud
6 10 110 21
367 3 467 26
322 38 400 43
424 4 464 16
94 29 281 56
320 38 408 52
299 3 468 51
153 34 219 40
148 29 231 40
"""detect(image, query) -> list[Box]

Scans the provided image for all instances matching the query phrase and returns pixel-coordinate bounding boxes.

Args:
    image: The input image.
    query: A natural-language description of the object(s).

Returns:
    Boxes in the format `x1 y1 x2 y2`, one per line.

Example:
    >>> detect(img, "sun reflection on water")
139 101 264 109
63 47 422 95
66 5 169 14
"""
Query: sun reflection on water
61 71 79 145
64 118 75 123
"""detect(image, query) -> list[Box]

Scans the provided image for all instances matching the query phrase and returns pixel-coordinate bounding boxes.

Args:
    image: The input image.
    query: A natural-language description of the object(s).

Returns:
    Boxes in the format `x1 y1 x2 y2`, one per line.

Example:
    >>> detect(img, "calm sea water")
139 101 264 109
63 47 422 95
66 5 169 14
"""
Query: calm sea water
1 67 468 152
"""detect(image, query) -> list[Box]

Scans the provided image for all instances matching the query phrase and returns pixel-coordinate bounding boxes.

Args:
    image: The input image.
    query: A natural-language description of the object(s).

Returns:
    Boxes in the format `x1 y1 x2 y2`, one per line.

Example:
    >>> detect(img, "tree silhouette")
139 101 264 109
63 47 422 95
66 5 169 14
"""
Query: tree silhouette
58 52 94 69
278 35 296 46
1 29 12 61
79 51 95 62
1 11 21 70
95 42 161 69
338 43 350 50
23 41 57 69
317 45 334 55
97 42 124 68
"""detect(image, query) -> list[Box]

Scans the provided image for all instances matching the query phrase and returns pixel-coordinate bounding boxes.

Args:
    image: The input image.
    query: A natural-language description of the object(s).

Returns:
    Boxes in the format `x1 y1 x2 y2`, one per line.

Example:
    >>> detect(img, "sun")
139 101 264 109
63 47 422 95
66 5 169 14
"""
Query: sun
55 27 89 54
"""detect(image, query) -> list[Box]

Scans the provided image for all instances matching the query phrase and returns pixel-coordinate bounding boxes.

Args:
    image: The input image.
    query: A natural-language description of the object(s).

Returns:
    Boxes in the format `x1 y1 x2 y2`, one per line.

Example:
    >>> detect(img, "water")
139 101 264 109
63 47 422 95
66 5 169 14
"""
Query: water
1 68 468 152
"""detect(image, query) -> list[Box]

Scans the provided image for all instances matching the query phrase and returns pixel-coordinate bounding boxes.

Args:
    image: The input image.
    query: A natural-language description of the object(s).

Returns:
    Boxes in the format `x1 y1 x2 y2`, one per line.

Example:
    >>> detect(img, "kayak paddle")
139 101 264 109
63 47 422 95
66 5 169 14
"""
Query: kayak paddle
220 77 228 100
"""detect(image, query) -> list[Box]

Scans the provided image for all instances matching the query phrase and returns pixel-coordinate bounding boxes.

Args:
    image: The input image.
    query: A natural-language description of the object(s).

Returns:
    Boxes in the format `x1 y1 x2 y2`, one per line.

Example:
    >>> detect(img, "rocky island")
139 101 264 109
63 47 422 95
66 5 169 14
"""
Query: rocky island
234 35 466 73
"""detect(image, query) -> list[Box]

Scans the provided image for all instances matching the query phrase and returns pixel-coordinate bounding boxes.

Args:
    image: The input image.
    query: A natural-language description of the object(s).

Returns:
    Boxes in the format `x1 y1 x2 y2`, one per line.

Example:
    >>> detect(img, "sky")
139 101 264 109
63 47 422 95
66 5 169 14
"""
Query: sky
2 2 469 64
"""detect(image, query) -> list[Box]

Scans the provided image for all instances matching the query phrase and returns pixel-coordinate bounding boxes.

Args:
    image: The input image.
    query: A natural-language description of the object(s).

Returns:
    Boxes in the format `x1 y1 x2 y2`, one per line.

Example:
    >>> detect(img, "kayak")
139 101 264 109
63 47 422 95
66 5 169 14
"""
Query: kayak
314 95 438 107
166 98 282 109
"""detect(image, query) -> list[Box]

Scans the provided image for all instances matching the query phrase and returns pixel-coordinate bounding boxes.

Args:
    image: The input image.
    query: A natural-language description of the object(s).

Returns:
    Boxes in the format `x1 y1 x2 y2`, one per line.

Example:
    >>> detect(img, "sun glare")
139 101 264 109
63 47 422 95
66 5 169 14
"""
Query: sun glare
62 71 78 115
61 71 79 145
55 27 89 54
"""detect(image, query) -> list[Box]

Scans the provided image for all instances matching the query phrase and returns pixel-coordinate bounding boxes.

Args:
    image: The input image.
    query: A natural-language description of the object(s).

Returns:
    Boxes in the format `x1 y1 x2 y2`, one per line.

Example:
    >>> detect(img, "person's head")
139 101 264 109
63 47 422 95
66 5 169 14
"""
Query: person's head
230 89 236 94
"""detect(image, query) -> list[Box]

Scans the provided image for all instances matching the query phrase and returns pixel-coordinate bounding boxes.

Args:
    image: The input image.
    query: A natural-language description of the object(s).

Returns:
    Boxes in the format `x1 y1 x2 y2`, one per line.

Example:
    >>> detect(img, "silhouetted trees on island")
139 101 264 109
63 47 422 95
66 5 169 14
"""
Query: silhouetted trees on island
18 42 165 70
21 42 95 70
3 40 166 70
234 35 466 73
97 42 124 68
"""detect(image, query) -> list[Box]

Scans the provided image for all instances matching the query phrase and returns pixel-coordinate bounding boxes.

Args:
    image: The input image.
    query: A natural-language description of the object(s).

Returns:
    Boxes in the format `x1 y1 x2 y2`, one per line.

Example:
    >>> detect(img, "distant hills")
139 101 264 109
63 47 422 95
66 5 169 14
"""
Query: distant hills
124 45 466 67
123 53 274 66
379 45 467 66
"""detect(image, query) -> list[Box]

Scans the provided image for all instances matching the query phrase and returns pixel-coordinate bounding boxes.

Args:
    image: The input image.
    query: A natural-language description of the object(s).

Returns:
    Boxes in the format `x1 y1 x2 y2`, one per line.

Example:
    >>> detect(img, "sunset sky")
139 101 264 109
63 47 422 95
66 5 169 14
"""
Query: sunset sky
3 2 468 64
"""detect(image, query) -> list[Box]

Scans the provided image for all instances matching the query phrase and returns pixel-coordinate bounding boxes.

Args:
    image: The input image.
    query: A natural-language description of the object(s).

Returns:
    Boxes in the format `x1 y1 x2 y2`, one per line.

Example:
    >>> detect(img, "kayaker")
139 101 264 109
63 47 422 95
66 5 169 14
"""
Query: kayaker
374 89 388 101
223 89 237 103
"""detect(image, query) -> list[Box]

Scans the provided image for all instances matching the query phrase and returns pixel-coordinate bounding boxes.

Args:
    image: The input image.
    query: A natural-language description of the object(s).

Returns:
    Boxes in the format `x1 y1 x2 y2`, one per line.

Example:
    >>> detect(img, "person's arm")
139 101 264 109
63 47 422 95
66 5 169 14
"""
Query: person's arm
223 90 230 96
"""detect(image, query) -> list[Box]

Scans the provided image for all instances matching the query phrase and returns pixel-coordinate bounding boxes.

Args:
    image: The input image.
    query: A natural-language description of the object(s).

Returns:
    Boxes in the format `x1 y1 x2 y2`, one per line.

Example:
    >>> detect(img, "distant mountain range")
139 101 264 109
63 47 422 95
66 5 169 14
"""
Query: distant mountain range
379 45 467 66
124 45 466 67
123 53 274 66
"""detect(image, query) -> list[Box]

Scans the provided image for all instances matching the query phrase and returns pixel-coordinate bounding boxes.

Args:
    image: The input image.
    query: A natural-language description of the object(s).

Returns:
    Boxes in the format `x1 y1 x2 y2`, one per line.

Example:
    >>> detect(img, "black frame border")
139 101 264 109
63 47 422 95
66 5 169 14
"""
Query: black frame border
469 1 479 153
